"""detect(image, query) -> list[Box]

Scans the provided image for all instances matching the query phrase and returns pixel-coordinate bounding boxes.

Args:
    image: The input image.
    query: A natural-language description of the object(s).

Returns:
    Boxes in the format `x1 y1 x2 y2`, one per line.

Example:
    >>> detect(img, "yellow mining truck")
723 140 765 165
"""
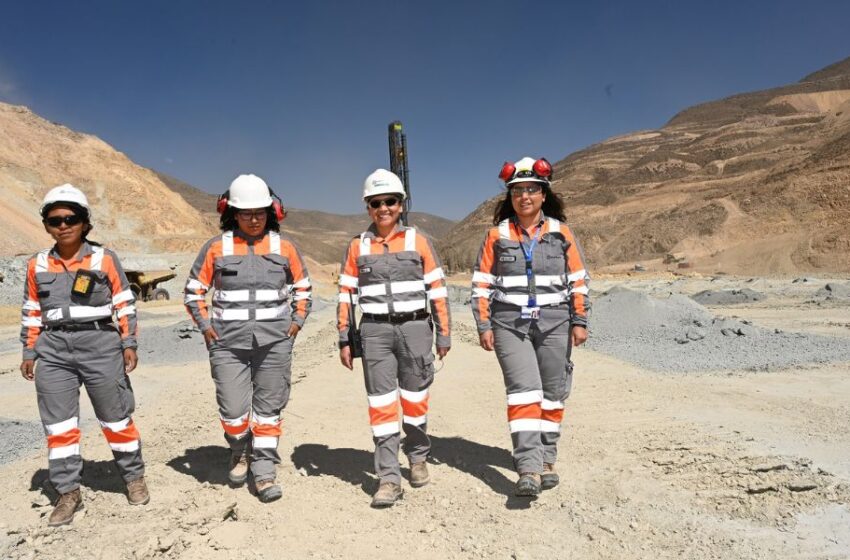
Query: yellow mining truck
125 270 176 301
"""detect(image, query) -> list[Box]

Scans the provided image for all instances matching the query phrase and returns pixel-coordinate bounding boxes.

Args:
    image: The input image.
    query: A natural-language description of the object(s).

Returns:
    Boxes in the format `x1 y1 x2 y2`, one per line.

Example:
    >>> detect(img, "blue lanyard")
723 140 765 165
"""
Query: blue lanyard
515 220 542 306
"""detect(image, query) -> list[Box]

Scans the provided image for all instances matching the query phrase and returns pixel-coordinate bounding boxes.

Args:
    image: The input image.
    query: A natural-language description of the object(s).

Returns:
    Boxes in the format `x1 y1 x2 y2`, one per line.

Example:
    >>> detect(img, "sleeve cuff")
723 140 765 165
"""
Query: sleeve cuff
22 348 37 361
436 334 451 349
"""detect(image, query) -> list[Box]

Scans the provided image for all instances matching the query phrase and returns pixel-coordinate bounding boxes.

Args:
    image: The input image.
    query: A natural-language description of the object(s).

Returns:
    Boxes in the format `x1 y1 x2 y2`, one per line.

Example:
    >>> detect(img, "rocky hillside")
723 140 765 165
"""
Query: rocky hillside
157 172 456 264
0 103 217 256
440 56 850 275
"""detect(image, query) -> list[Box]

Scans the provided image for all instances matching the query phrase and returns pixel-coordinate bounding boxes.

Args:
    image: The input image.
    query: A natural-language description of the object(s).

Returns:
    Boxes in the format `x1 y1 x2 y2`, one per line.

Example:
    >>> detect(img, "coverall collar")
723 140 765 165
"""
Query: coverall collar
48 240 96 262
233 228 268 244
365 222 406 243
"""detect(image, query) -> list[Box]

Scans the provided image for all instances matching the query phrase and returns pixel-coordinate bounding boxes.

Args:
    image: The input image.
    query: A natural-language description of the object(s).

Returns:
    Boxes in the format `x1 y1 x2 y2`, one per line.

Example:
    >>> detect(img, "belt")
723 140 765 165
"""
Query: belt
361 310 430 324
44 319 115 332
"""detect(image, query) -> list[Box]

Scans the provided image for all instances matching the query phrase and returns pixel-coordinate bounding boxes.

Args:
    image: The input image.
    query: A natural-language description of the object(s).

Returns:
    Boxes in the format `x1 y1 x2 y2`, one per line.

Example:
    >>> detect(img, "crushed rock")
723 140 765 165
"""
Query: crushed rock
691 288 765 305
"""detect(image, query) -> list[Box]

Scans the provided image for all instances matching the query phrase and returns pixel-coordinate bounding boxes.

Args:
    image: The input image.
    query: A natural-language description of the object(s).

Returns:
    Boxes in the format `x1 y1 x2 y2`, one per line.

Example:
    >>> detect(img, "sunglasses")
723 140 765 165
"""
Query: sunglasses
236 210 268 220
510 185 543 197
44 215 84 227
368 197 400 209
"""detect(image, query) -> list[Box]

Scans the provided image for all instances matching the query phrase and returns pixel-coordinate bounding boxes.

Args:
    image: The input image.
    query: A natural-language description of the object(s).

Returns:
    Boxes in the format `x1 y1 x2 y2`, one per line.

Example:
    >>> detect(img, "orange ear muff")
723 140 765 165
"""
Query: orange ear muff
217 192 229 215
272 200 286 221
533 158 552 178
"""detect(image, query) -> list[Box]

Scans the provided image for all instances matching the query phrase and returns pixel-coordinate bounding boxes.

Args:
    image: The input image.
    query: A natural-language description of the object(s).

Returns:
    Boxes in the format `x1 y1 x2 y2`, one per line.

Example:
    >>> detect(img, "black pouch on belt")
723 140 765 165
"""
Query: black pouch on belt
71 270 96 297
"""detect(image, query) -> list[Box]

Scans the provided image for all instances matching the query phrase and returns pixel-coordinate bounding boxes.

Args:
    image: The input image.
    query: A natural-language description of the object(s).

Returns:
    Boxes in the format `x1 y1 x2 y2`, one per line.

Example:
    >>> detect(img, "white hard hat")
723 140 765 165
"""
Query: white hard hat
40 184 91 217
362 169 406 201
227 174 274 209
504 156 552 186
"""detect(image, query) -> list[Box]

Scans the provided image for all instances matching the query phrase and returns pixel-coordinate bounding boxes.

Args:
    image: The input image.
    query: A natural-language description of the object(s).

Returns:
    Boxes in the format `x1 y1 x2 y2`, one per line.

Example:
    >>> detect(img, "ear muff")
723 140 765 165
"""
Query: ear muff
498 162 516 182
271 198 286 221
217 191 229 215
533 158 553 179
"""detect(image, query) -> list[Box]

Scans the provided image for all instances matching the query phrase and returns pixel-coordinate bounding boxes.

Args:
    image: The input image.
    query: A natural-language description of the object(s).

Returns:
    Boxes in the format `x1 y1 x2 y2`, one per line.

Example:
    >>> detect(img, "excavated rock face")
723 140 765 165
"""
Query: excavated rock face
440 56 850 275
0 103 217 256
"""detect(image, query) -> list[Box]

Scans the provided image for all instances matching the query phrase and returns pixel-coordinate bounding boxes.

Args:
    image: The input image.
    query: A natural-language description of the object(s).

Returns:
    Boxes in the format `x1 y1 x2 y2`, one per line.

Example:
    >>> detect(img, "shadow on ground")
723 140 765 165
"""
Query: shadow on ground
166 445 231 486
291 436 534 509
30 459 128 501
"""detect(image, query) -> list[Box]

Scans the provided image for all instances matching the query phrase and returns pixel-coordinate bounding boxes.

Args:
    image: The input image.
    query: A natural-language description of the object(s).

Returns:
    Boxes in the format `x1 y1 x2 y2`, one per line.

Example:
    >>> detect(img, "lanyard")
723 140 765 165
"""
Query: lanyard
515 220 542 306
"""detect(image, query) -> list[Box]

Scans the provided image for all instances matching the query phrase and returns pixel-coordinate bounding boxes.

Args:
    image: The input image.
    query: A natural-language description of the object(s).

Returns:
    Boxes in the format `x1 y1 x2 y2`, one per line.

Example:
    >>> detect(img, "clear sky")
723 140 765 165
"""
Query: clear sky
1 1 848 219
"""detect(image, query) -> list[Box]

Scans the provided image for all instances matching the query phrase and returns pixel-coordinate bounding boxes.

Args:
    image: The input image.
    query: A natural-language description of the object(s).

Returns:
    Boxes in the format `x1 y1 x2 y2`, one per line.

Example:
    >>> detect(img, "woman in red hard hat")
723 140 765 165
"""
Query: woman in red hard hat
471 157 590 497
184 174 311 503
20 184 148 527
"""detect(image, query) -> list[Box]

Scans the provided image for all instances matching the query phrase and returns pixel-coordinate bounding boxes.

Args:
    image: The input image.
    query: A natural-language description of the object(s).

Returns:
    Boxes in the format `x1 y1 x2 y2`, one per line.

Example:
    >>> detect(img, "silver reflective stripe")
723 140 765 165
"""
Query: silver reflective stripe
372 422 400 437
361 302 389 314
393 300 427 312
45 417 78 435
214 289 250 302
68 305 112 319
498 220 511 239
423 267 444 284
22 316 42 327
509 419 541 433
89 247 104 271
186 278 208 291
547 217 560 233
255 289 284 301
359 234 371 256
269 231 281 255
359 284 386 297
507 390 544 405
112 289 134 305
292 291 311 301
536 274 566 287
116 305 136 318
35 250 49 273
213 307 249 321
339 274 359 288
367 389 398 408
570 285 590 295
338 292 359 304
390 280 425 294
472 287 493 298
255 305 288 320
536 293 565 305
253 436 278 449
184 293 205 303
567 269 588 283
399 388 427 403
493 292 564 307
498 275 527 288
404 227 416 251
23 299 41 311
46 308 63 321
472 271 496 284
222 231 234 257
427 287 448 300
292 277 310 289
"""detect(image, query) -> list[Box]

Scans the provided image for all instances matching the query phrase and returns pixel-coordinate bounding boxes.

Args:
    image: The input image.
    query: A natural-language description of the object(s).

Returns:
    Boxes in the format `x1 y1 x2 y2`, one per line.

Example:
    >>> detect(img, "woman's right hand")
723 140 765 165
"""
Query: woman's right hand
203 327 220 348
20 359 35 381
339 345 353 370
479 330 494 351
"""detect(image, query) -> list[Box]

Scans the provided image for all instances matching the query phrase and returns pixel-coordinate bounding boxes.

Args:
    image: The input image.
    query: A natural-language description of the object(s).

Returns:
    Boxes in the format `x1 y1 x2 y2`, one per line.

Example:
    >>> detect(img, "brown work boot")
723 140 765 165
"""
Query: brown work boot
255 479 282 503
228 449 250 486
370 482 403 508
541 463 559 490
409 461 430 488
126 477 150 505
515 473 541 497
48 489 83 527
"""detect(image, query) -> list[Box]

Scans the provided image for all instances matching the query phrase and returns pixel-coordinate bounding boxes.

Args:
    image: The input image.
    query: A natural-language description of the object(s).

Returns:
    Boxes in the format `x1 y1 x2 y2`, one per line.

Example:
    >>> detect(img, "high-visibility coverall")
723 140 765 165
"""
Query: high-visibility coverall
337 224 451 485
471 216 590 474
20 242 144 494
184 230 311 482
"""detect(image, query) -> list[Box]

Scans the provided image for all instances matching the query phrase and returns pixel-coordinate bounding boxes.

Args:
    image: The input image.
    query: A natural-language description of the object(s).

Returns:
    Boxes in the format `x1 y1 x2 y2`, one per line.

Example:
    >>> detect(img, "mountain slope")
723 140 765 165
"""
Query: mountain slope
439 56 850 275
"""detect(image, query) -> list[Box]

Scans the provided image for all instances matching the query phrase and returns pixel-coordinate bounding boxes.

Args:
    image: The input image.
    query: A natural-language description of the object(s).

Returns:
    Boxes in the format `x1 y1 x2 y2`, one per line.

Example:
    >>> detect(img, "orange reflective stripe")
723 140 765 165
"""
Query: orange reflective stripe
541 408 564 423
250 421 282 438
220 418 249 435
47 428 82 448
507 403 542 421
400 395 429 417
101 421 140 444
369 402 399 426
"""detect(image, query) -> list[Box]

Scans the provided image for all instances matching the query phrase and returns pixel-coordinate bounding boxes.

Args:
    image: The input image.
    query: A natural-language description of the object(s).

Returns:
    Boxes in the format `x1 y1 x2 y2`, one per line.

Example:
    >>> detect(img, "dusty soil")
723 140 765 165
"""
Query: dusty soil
0 278 848 559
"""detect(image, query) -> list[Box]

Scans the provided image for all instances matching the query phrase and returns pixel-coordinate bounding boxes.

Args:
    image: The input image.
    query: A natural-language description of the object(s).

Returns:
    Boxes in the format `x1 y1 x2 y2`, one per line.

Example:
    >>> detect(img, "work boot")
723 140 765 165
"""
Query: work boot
228 449 250 486
48 489 83 527
370 482 403 508
126 476 150 505
541 463 559 490
255 479 282 503
515 473 541 497
409 461 430 488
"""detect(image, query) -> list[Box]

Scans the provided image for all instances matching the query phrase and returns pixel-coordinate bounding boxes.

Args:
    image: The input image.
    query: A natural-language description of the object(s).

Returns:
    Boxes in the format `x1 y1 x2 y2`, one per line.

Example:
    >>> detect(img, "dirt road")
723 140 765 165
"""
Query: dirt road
0 299 849 559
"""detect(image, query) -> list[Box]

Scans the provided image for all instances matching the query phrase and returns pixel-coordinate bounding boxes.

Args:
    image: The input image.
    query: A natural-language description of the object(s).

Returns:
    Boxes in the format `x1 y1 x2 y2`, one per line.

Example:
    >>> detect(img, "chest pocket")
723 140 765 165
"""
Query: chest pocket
260 254 290 289
214 257 244 290
35 273 64 309
535 235 566 275
78 270 112 306
356 255 385 287
392 251 423 281
494 240 525 277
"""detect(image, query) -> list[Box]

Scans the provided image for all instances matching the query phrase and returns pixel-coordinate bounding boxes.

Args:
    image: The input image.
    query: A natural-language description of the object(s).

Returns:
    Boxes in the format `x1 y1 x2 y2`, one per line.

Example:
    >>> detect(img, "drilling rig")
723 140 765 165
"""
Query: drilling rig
387 121 411 226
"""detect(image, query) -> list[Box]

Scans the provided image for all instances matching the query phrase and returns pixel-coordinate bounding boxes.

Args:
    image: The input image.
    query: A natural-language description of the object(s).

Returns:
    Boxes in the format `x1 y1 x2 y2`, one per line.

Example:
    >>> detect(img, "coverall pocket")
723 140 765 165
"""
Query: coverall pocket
563 360 575 401
116 374 136 416
415 352 436 380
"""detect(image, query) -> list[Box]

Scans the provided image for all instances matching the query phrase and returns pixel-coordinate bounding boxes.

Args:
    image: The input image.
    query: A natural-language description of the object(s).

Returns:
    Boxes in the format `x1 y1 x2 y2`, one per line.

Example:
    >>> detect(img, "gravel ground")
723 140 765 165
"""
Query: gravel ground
586 287 850 372
0 418 43 465
691 288 765 305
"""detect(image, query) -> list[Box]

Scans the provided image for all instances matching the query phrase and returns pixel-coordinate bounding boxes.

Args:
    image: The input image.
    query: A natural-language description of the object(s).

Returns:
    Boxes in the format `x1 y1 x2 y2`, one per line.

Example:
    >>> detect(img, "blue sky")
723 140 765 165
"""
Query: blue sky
1 1 848 219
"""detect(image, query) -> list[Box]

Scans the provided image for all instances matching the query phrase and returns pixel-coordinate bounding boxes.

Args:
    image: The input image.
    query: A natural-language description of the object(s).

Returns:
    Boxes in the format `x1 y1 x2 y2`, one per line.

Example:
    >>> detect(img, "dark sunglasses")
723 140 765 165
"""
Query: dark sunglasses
368 197 400 209
44 215 84 227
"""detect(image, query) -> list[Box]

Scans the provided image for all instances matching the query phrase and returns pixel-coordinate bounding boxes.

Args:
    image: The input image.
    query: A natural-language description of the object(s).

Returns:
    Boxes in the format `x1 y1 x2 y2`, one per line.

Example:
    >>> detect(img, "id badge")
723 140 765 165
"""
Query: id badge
521 306 540 320
72 270 96 297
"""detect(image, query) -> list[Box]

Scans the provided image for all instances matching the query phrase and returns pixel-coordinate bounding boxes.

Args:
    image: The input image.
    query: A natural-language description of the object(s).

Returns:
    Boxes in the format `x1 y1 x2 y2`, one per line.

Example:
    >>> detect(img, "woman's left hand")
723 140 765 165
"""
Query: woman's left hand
571 326 588 347
124 348 138 374
287 324 301 338
436 346 450 359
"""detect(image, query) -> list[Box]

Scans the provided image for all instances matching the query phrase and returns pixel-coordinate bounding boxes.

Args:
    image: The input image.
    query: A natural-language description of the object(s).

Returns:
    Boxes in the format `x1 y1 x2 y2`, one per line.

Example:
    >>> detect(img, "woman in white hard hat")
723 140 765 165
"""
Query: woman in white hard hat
471 157 590 497
337 169 451 508
19 184 148 527
184 174 311 503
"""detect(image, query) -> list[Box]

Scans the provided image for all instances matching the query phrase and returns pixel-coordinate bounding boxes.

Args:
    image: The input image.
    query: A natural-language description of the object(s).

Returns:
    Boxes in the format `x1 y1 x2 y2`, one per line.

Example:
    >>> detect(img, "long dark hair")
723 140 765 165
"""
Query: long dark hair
219 206 281 233
492 184 567 225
